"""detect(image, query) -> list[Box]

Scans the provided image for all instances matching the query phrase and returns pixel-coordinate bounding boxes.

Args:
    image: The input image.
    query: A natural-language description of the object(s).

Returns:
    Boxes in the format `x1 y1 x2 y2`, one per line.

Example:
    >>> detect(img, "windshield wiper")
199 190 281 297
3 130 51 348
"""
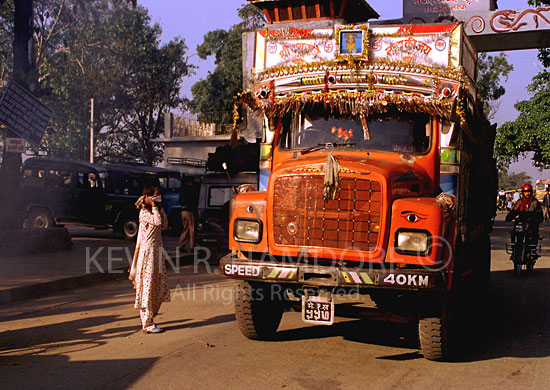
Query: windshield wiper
301 142 356 155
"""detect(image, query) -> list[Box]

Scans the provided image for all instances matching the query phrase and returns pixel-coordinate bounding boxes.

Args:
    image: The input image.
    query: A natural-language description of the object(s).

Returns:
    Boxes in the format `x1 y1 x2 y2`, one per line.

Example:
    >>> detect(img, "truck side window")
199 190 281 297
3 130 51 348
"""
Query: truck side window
22 169 43 186
47 169 71 188
76 172 90 189
89 173 98 188
75 172 100 189
208 187 234 207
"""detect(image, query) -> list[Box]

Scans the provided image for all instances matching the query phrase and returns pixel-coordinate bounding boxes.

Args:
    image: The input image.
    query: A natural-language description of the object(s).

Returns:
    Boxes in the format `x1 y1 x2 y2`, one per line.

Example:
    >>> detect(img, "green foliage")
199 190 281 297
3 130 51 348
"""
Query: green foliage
498 168 532 191
189 3 265 125
528 0 550 67
493 1 550 168
495 71 550 168
476 52 513 118
0 1 13 88
0 0 194 165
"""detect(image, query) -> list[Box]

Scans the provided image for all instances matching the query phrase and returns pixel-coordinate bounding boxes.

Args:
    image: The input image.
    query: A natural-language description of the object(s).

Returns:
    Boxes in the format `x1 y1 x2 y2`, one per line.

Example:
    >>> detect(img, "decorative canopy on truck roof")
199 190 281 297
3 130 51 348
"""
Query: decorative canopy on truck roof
247 0 379 24
238 23 477 125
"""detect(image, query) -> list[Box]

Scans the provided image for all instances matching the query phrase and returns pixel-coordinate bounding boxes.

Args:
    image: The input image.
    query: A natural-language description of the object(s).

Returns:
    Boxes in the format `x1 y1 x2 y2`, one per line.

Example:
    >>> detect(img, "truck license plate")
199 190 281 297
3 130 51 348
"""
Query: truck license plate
302 294 334 325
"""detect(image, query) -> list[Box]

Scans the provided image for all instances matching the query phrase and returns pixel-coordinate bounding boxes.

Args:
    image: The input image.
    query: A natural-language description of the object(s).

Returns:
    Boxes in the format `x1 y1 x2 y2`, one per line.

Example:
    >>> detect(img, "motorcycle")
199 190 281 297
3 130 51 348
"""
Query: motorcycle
506 219 541 276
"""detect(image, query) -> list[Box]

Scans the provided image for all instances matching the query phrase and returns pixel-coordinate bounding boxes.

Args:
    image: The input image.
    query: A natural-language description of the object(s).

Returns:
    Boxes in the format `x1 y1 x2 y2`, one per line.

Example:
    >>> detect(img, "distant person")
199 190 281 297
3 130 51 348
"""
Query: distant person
498 188 506 210
506 192 512 210
506 183 543 235
543 186 550 221
129 185 169 334
178 178 198 252
512 189 520 203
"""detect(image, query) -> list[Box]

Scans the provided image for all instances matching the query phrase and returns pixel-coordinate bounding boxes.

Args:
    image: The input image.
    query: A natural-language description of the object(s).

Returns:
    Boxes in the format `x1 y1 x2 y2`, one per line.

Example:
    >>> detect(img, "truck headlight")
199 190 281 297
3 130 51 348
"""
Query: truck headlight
395 229 430 254
234 219 262 243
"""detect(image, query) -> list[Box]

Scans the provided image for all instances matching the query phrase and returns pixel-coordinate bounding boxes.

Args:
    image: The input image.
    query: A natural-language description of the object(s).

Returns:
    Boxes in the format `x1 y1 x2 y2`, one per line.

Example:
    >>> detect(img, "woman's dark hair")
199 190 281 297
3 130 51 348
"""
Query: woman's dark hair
142 185 153 196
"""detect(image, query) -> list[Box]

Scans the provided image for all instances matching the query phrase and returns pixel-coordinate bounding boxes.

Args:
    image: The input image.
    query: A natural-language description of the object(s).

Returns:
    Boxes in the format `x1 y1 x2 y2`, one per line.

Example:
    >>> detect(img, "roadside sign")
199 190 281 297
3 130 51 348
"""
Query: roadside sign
5 137 26 153
0 80 53 146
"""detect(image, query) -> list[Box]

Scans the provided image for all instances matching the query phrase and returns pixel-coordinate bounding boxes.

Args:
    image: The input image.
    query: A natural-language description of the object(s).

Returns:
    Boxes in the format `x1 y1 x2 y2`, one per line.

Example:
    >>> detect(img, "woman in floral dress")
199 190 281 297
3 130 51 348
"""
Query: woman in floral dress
129 187 169 334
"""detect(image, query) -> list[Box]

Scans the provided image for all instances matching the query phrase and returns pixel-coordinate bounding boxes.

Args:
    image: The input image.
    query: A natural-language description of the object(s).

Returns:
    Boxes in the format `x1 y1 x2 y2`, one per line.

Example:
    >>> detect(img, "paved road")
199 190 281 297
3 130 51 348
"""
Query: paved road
0 215 549 390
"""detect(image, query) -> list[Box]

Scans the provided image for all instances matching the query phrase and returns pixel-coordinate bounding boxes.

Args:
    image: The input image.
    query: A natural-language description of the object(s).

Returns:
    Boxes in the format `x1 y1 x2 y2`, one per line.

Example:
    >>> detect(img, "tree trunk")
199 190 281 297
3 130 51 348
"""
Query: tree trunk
0 0 34 229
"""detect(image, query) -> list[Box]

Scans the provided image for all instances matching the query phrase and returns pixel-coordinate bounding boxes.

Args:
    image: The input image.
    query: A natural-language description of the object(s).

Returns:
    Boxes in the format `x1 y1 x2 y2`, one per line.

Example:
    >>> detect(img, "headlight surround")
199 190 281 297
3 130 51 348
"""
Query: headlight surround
234 218 262 243
395 229 430 255
514 223 524 233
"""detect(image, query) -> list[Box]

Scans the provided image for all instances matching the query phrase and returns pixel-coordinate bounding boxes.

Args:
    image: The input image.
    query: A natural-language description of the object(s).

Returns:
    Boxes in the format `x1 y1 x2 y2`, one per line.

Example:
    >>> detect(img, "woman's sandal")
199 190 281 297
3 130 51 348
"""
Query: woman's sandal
143 326 164 334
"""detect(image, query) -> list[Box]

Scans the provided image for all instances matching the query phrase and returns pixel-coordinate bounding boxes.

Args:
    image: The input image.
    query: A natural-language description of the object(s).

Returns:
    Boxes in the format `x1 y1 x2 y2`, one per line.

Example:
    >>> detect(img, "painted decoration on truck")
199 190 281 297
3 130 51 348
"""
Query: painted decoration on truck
370 31 452 68
245 24 473 126
259 28 334 69
403 0 493 17
256 25 464 79
340 31 362 54
335 24 370 61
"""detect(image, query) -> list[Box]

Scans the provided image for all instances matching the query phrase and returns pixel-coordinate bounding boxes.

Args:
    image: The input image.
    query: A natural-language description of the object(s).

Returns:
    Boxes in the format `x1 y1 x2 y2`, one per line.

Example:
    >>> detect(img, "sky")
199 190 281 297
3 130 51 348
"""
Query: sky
138 0 549 181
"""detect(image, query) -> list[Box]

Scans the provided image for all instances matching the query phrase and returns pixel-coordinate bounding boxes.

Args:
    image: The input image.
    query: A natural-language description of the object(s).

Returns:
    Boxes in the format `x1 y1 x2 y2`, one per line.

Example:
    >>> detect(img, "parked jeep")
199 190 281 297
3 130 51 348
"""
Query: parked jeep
195 171 258 257
21 158 140 239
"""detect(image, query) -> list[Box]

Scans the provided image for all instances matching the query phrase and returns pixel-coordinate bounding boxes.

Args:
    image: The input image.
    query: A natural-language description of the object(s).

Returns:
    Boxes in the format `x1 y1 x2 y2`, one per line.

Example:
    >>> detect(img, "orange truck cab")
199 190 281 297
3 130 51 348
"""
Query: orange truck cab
220 0 497 361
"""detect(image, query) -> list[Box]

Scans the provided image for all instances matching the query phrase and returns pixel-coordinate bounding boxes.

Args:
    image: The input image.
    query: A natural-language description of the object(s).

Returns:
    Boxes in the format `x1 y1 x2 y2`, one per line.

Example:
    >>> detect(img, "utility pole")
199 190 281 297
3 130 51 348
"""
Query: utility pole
90 98 94 164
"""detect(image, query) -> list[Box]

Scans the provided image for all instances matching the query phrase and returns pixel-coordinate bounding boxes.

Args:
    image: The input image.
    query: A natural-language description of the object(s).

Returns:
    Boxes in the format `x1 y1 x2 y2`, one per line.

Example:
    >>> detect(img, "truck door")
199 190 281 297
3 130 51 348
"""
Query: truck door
44 168 73 220
73 171 107 224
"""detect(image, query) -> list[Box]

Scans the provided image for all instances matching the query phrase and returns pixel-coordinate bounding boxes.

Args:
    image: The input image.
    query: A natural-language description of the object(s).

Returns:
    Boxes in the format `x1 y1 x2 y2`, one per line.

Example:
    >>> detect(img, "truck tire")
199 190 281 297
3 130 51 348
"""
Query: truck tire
27 208 55 229
234 281 284 340
418 316 451 361
122 217 139 240
418 296 456 361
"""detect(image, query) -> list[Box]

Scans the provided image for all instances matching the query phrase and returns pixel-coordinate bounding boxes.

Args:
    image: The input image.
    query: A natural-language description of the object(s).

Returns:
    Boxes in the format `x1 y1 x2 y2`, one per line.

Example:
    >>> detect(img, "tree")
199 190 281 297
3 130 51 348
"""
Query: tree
498 168 532 191
0 1 13 87
495 71 550 168
0 0 34 230
97 25 194 165
189 3 265 127
26 1 194 165
1 1 192 165
476 53 514 119
529 0 550 67
493 1 550 168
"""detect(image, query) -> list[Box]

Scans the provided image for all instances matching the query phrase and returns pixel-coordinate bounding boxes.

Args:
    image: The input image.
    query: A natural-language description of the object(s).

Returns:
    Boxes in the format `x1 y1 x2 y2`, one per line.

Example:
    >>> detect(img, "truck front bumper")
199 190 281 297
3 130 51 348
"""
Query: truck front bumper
219 254 447 291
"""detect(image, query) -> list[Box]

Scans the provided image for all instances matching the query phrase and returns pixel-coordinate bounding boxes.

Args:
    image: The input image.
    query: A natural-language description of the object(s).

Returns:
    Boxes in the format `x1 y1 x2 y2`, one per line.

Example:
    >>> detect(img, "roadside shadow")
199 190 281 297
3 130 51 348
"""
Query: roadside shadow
0 300 130 323
0 314 161 389
0 352 157 390
272 266 550 363
162 313 235 332
276 316 418 351
455 267 550 363
0 315 137 353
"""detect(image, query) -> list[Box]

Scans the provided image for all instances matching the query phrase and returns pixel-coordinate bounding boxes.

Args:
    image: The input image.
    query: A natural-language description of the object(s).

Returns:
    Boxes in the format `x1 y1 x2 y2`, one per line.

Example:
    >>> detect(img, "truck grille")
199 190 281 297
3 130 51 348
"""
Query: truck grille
273 175 382 251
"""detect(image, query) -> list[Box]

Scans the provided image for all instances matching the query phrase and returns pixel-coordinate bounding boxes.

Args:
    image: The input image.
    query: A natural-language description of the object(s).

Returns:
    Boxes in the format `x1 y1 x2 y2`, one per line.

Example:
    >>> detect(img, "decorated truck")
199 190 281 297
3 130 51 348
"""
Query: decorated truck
220 0 497 361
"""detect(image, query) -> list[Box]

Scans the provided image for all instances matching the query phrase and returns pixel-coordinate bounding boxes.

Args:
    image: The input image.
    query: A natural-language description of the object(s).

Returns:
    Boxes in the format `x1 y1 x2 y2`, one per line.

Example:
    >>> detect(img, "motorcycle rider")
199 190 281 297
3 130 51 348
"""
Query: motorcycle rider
505 183 543 241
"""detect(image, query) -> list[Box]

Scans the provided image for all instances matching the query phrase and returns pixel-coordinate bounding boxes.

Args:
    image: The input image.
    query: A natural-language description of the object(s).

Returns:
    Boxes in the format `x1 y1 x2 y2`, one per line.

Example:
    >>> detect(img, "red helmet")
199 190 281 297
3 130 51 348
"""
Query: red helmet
522 183 533 198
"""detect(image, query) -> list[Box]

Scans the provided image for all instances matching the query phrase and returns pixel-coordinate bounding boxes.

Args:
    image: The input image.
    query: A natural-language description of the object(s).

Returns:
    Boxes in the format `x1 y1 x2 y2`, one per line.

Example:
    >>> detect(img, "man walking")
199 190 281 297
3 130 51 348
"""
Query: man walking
178 177 198 252
543 186 550 221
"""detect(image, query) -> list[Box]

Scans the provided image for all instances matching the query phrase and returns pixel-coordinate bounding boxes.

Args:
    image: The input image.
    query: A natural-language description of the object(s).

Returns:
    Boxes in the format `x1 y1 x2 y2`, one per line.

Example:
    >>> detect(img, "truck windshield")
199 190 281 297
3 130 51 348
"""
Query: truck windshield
280 110 432 155
158 175 181 193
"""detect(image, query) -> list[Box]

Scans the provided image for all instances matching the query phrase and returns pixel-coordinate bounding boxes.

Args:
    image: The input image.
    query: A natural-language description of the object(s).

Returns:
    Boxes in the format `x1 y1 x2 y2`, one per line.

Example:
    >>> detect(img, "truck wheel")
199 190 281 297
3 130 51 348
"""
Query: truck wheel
122 217 139 240
27 209 55 229
234 281 284 340
418 315 453 361
418 296 456 361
